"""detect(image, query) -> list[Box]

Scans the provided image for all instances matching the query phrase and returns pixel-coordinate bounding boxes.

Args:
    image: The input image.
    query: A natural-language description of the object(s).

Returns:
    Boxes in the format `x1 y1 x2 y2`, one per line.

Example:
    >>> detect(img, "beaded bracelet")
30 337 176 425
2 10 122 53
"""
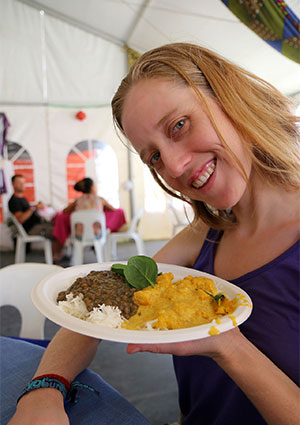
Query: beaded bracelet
17 374 100 405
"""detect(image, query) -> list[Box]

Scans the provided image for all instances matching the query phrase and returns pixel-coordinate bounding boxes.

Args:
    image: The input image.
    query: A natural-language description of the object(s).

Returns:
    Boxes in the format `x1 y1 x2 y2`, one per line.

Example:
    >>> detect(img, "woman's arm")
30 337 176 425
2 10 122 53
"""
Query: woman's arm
9 328 100 425
153 220 208 267
127 320 300 425
33 328 100 381
100 197 115 211
63 201 76 214
215 331 300 425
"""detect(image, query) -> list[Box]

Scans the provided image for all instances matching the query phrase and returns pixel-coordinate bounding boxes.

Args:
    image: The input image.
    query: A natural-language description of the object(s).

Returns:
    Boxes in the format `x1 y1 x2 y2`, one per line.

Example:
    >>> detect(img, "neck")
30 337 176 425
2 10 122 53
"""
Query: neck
231 173 300 235
13 191 24 198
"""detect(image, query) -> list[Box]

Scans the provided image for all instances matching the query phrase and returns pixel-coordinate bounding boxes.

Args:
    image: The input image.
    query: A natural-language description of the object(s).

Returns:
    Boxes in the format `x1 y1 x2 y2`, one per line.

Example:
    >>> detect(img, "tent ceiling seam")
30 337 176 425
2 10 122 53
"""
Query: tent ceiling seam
123 0 171 48
16 0 125 48
104 0 237 23
122 0 151 44
135 5 238 23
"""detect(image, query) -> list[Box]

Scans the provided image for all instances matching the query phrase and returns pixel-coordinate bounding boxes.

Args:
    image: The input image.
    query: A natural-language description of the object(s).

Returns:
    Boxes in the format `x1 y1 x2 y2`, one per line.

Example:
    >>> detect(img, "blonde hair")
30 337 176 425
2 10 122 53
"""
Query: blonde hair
112 42 300 229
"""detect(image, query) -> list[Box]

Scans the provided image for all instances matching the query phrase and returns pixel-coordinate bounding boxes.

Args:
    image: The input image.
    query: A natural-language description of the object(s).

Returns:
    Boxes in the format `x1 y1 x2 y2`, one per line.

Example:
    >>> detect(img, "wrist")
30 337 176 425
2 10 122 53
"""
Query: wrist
211 327 245 365
17 375 70 405
17 387 65 406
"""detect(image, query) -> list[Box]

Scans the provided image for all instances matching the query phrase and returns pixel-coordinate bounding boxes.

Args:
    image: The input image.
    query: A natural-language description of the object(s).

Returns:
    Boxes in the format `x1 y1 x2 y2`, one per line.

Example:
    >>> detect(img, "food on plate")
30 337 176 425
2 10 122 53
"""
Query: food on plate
57 260 237 332
57 270 138 320
123 272 237 330
58 292 124 328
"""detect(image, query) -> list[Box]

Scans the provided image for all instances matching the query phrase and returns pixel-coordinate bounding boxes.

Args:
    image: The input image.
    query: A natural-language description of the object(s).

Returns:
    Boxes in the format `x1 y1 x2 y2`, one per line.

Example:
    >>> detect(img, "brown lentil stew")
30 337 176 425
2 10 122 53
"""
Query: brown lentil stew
57 270 138 319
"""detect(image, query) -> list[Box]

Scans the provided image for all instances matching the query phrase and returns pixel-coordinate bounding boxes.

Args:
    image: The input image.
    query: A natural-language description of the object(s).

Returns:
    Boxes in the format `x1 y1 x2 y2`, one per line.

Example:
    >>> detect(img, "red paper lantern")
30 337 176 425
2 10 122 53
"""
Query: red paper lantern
76 111 86 120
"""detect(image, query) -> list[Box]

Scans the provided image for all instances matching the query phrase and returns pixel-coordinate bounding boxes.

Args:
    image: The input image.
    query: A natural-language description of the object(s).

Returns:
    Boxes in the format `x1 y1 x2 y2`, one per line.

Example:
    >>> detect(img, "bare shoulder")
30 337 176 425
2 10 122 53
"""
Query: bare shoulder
153 221 209 267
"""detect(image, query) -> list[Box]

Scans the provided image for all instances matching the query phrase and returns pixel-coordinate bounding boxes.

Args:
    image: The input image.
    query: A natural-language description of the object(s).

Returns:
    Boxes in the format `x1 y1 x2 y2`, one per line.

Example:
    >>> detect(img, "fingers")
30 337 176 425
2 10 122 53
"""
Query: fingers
126 342 188 355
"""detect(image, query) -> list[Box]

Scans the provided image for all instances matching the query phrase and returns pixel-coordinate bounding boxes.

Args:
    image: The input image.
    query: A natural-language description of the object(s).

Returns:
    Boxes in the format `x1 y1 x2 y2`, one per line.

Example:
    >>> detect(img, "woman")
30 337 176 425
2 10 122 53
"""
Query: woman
7 43 299 425
64 177 115 238
64 177 115 213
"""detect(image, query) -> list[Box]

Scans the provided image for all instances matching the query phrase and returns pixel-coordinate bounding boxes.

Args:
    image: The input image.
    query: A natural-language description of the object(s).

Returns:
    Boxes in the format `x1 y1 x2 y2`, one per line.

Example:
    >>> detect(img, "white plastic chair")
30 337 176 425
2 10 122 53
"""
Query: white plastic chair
70 209 110 265
167 200 189 236
108 207 145 260
0 263 62 339
10 214 53 264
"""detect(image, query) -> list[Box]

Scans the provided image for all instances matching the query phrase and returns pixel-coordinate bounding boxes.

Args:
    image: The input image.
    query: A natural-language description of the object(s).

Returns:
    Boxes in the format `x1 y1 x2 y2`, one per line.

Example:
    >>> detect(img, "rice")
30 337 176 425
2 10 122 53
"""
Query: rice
57 292 124 328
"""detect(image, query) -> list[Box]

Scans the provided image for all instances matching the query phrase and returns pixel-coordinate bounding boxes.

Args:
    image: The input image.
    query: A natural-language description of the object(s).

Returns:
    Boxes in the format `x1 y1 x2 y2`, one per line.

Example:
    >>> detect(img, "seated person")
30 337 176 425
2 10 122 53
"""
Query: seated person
8 174 63 260
64 177 115 238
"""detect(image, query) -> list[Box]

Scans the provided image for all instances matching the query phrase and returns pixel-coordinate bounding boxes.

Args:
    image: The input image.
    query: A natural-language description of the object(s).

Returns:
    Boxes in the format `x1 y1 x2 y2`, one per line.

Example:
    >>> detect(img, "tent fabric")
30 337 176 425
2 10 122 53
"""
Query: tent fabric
0 0 127 105
221 0 300 63
1 0 300 103
1 0 299 242
45 13 126 105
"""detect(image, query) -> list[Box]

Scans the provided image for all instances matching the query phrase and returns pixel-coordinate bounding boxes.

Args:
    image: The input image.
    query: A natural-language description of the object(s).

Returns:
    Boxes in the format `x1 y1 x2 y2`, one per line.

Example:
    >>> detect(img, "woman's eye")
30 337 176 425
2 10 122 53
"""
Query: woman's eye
150 152 161 166
173 119 185 134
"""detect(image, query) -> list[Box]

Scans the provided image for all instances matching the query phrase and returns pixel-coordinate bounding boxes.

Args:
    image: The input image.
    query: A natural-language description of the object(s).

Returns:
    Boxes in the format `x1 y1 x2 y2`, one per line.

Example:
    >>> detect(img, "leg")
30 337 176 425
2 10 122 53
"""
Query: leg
0 337 46 423
65 369 151 425
52 238 65 261
0 337 150 425
28 223 54 239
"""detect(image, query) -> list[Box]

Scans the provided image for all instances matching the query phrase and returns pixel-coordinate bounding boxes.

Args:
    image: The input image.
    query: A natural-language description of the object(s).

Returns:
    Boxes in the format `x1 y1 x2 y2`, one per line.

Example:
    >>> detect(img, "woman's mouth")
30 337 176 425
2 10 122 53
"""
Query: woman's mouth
191 160 216 189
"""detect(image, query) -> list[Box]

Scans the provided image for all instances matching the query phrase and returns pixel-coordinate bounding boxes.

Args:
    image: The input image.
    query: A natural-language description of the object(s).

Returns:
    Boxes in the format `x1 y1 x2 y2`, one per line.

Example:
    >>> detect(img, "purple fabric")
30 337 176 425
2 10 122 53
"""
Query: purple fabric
173 228 300 425
0 113 9 155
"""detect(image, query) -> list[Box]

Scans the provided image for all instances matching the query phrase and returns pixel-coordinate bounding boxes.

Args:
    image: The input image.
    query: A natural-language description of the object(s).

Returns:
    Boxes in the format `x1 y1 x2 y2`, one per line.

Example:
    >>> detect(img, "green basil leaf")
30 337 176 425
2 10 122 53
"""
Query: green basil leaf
125 255 158 289
202 289 225 305
111 263 127 277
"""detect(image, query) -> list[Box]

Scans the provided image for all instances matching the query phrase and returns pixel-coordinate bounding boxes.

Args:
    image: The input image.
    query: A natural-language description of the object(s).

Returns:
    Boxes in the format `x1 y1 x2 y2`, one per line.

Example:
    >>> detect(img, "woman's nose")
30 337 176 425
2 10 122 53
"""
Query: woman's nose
162 147 192 178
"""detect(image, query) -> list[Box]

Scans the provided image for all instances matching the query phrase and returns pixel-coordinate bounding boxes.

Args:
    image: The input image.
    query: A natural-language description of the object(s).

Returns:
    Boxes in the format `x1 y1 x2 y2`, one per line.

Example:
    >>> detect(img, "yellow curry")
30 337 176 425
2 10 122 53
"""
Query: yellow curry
123 272 237 330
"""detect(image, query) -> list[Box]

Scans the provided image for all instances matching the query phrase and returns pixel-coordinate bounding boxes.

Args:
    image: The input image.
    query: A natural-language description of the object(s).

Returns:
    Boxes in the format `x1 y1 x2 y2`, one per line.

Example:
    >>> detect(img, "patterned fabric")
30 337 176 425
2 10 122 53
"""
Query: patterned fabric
125 45 141 68
0 113 10 194
221 0 300 63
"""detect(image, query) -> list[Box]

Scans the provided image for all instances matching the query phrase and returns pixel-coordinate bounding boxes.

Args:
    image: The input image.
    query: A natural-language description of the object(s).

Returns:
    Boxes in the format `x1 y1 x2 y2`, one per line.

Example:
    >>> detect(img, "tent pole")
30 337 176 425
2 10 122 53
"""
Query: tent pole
125 0 152 43
127 150 135 220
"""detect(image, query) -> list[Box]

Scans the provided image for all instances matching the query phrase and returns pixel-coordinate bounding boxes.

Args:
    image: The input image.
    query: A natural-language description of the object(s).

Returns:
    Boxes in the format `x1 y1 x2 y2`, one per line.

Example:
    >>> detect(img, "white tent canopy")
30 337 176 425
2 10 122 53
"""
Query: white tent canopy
3 0 300 103
1 0 300 243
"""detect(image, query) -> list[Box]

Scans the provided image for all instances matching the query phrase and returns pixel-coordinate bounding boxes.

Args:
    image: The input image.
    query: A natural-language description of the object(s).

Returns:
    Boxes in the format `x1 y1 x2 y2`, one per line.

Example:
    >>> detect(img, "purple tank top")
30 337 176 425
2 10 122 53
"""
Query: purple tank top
173 228 300 425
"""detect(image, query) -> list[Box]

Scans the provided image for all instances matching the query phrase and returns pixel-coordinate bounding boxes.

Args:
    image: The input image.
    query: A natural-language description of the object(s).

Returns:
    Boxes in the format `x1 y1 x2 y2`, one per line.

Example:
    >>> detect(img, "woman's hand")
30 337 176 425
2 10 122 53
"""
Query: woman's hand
127 327 241 361
8 389 69 425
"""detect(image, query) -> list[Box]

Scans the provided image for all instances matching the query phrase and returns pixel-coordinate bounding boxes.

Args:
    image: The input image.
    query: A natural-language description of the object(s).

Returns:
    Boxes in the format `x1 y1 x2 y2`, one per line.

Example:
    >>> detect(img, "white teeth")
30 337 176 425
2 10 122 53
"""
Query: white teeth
192 161 216 188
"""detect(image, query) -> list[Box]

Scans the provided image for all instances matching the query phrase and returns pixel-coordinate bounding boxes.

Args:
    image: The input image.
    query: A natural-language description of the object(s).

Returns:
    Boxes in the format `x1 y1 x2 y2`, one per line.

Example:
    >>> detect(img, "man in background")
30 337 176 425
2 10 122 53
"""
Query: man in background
8 174 64 261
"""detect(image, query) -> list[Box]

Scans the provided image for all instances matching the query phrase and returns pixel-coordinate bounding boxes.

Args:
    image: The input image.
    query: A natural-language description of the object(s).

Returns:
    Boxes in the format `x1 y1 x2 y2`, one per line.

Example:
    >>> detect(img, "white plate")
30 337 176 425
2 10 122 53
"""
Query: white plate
31 262 252 343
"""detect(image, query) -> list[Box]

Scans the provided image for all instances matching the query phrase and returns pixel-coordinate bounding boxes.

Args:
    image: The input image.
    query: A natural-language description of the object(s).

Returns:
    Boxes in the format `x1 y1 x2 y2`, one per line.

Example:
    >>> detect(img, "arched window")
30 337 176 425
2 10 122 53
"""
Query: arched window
66 140 119 206
0 141 34 222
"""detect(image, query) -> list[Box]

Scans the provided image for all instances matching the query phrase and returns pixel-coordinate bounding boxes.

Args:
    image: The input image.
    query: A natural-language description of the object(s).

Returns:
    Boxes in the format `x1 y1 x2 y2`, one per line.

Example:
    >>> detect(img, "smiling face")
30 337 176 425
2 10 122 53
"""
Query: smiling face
122 78 252 211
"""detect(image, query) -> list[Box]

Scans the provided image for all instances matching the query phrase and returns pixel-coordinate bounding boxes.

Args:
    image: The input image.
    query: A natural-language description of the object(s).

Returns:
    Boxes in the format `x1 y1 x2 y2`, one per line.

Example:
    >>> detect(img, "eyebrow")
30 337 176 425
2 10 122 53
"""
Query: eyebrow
156 108 178 128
